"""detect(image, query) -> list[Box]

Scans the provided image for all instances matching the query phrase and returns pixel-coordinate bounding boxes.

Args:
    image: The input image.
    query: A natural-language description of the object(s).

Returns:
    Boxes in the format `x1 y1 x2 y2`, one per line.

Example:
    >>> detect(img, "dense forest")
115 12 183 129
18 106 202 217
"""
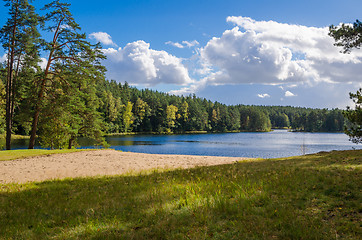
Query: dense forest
0 0 347 149
97 80 345 134
0 76 346 137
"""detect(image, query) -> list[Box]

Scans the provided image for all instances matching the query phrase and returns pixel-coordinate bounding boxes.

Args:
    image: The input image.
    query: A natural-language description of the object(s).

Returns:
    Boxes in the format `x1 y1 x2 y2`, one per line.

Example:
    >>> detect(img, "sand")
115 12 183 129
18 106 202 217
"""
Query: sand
0 149 251 184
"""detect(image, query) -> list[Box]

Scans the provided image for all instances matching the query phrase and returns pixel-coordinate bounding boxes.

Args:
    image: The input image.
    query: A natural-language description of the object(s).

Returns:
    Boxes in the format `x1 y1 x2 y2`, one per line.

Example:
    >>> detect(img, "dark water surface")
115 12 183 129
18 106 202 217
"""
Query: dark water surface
10 130 361 158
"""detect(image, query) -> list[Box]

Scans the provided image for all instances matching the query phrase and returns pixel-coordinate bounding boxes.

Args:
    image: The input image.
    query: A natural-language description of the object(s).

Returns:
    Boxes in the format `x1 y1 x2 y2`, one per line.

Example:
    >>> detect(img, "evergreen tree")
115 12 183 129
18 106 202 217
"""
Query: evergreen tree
330 20 362 142
0 0 40 149
329 19 362 53
344 89 362 143
28 0 106 149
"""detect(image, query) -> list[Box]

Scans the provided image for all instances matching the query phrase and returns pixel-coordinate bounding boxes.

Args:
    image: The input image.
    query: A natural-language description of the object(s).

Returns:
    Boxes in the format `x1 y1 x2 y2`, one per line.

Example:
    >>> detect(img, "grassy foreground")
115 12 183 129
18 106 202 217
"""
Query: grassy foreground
0 150 361 239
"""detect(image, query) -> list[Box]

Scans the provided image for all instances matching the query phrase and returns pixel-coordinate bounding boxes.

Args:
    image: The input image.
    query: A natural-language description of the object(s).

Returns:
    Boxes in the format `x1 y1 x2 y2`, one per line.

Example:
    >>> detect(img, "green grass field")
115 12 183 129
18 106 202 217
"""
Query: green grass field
0 149 91 161
0 150 361 239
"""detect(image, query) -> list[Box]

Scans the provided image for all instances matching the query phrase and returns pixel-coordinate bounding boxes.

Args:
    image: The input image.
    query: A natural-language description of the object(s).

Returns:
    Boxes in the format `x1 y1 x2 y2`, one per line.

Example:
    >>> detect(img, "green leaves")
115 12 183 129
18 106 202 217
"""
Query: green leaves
344 88 362 144
329 20 362 143
329 19 362 53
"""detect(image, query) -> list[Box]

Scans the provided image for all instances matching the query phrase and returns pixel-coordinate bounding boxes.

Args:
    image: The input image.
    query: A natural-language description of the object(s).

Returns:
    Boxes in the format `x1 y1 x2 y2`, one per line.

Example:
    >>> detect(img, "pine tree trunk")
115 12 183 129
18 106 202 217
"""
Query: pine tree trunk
68 137 74 149
5 75 12 150
5 2 19 150
28 109 40 149
5 46 13 150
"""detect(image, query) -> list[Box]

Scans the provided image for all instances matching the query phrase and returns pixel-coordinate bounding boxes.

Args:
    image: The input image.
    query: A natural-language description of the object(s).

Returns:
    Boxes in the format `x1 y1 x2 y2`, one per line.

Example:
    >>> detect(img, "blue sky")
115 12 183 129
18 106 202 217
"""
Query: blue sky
1 0 362 108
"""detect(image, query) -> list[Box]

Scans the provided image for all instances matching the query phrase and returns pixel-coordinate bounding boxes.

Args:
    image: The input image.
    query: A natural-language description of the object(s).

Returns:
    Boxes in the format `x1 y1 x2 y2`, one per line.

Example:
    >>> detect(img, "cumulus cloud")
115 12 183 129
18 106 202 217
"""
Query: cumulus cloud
0 54 6 63
89 32 117 46
102 40 193 86
39 57 48 70
285 91 296 97
257 93 270 98
196 16 362 88
166 40 199 48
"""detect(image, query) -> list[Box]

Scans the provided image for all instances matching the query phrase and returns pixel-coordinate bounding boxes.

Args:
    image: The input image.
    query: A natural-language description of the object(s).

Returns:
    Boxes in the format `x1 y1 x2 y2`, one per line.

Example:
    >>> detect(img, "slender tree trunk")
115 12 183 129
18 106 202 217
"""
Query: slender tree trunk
5 2 19 150
28 106 40 149
5 61 13 150
68 137 74 149
28 18 62 149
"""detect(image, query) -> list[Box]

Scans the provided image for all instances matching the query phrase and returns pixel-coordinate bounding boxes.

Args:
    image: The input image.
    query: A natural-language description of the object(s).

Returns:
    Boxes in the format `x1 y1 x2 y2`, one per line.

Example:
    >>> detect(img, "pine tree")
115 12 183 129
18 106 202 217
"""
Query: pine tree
0 0 40 149
329 20 362 142
28 0 106 149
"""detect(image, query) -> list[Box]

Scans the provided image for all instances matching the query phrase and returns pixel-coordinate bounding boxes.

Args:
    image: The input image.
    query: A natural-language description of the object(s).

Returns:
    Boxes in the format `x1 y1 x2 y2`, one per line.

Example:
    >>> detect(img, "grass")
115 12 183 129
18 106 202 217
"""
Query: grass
0 149 94 161
0 134 30 140
0 150 361 239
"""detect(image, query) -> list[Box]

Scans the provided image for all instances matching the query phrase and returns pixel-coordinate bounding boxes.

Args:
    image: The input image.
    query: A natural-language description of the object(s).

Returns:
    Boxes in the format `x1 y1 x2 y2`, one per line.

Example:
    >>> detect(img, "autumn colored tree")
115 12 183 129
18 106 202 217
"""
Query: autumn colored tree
165 104 178 132
122 101 134 133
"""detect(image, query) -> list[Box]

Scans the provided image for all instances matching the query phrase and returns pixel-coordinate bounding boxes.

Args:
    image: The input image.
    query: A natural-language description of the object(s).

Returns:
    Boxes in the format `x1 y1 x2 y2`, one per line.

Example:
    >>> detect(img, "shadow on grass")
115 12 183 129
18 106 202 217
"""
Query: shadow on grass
0 150 361 239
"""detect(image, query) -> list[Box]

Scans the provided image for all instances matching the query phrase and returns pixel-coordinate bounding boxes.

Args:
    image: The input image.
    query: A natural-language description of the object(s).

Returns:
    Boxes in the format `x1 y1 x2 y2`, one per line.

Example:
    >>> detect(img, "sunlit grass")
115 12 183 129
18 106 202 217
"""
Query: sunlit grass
0 150 361 239
0 134 30 140
0 149 93 161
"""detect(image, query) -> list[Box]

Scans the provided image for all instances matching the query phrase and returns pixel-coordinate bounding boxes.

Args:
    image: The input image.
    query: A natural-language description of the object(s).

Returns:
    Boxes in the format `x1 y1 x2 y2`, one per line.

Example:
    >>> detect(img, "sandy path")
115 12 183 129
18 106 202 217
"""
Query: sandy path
0 149 251 184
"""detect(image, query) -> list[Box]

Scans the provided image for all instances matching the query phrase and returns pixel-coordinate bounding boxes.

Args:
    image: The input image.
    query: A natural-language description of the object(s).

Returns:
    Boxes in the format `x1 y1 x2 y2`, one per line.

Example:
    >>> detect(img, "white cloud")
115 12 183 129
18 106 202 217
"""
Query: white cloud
257 93 270 98
89 32 117 46
285 90 296 97
0 54 48 71
102 40 193 86
0 54 6 63
165 41 184 48
39 57 47 70
196 16 362 88
182 40 199 48
166 40 199 49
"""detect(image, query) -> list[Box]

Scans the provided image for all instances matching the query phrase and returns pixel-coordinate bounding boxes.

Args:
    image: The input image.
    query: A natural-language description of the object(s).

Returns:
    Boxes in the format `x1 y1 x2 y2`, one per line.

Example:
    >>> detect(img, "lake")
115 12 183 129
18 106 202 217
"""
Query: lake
10 130 361 158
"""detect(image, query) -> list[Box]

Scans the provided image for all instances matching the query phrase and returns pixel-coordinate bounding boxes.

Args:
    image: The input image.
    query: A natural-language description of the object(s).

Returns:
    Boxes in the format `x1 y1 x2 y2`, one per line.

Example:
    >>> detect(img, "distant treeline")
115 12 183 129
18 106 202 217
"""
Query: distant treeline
96 80 345 134
0 78 345 141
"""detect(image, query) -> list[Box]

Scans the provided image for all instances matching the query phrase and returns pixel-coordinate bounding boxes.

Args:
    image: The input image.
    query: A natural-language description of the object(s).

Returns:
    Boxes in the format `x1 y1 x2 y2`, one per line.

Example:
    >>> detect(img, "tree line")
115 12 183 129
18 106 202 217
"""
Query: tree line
0 75 347 148
96 80 345 134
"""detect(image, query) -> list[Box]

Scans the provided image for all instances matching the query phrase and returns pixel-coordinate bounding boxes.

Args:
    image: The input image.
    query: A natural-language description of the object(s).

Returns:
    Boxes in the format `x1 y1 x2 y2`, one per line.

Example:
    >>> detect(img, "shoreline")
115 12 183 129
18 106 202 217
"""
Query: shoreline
0 149 252 184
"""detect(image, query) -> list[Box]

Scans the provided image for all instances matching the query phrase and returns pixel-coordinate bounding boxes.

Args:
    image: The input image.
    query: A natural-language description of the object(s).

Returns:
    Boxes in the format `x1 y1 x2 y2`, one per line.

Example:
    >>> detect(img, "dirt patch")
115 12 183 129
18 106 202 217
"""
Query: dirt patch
0 149 252 184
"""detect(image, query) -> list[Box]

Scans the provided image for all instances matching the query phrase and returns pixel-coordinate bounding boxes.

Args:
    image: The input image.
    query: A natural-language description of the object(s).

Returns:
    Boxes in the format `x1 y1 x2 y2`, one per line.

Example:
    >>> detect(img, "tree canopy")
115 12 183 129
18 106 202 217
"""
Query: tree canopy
329 19 362 53
329 19 362 143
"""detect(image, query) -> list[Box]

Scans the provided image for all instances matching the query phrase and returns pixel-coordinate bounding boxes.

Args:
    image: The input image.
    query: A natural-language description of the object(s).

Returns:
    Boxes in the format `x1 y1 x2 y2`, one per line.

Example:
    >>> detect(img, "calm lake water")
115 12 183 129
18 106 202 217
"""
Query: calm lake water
11 130 360 158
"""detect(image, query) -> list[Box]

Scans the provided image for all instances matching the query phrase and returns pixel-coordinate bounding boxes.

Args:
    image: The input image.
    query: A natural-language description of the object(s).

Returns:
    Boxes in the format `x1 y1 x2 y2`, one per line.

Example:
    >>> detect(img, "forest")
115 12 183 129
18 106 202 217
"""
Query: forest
97 80 345 135
0 73 346 149
0 0 347 149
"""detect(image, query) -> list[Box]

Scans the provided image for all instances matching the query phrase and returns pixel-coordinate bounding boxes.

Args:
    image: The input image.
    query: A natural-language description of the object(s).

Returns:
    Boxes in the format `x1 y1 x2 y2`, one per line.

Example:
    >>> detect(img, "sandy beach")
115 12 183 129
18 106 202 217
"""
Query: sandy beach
0 149 252 184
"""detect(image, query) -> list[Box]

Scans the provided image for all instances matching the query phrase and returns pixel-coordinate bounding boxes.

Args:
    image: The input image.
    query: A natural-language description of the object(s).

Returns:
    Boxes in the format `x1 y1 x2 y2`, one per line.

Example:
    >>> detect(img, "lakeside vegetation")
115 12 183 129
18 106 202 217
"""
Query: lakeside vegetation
0 149 360 239
1 68 347 150
0 148 90 161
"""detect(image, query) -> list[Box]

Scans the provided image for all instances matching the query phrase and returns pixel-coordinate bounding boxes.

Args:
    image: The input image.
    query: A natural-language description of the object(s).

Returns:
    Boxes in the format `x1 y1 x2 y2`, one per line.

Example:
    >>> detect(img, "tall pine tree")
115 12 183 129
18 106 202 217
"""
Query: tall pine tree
28 0 106 149
0 0 40 149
